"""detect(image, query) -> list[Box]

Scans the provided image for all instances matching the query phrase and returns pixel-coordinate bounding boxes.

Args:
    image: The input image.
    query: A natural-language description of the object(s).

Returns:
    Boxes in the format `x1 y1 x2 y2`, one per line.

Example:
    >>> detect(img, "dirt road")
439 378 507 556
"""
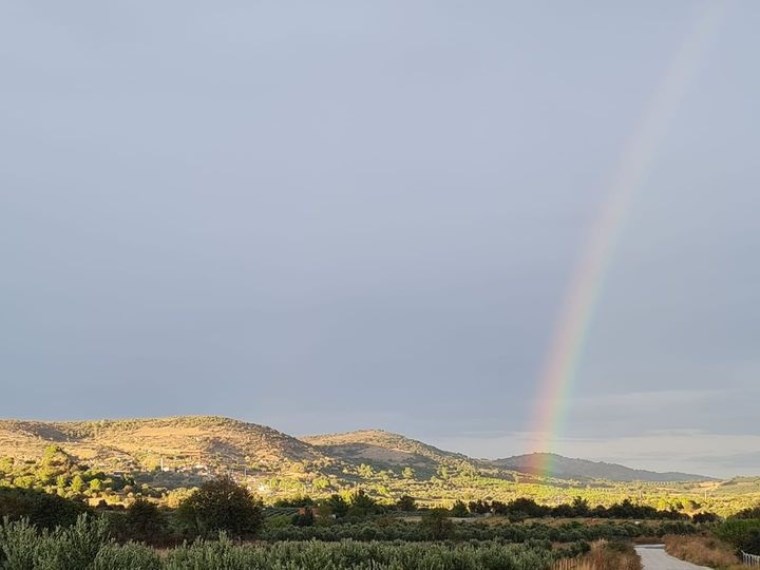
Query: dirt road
635 545 712 569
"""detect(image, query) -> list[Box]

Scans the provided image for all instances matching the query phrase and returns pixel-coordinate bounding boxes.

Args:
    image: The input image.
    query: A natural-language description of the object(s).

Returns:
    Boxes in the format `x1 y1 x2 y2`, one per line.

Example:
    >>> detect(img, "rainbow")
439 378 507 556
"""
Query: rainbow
527 2 724 478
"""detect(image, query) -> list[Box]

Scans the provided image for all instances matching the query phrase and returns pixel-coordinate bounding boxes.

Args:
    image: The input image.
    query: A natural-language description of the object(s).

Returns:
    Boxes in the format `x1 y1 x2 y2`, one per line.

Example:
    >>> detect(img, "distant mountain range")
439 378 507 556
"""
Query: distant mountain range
492 453 710 483
0 416 712 483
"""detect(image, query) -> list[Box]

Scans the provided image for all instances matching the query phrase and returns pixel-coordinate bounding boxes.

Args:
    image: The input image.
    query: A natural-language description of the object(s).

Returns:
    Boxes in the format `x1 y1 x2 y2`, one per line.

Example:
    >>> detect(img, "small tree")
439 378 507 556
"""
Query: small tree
177 477 263 538
70 474 86 494
571 496 590 517
348 489 378 517
358 464 375 478
401 467 415 480
450 500 468 517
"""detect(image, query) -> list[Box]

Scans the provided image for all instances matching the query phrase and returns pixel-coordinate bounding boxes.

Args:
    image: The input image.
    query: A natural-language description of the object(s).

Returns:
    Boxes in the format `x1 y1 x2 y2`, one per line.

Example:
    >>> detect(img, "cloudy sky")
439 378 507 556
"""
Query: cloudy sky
1 1 758 478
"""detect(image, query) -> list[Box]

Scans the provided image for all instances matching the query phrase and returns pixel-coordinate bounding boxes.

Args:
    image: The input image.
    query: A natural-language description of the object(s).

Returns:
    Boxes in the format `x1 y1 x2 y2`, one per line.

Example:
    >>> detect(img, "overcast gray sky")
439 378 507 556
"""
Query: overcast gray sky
1 1 758 478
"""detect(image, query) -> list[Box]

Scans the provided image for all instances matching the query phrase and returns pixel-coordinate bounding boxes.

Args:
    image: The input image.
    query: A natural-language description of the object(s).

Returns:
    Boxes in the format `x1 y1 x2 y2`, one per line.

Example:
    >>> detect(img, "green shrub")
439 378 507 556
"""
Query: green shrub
716 518 760 554
93 543 162 570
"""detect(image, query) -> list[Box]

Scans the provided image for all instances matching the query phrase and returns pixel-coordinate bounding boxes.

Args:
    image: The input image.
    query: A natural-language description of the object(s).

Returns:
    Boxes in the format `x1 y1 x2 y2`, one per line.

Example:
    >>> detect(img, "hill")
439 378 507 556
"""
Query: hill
0 416 713 483
493 453 711 482
301 429 474 475
0 416 327 473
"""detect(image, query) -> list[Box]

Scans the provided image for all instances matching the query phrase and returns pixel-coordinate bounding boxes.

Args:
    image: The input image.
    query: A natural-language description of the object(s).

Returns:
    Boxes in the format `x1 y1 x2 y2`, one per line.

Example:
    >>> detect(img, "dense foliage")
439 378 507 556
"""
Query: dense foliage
0 517 567 570
0 446 134 501
465 497 689 520
715 518 760 554
0 487 91 530
260 518 697 543
0 478 710 547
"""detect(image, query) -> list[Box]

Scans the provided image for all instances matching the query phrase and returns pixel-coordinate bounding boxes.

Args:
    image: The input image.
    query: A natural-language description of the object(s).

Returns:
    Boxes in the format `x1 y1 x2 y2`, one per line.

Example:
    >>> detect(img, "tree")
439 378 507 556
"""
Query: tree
312 477 331 491
70 474 86 494
401 467 415 480
177 477 263 538
126 499 167 544
321 494 349 518
508 497 550 518
420 508 454 540
571 496 590 517
396 495 417 512
348 489 379 517
450 500 468 517
457 461 478 478
358 464 375 478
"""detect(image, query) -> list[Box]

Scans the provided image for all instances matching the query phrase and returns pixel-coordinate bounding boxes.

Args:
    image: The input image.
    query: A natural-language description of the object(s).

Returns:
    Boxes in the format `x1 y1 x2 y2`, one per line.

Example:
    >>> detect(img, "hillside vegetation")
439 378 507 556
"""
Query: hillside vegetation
0 416 327 474
1 415 757 516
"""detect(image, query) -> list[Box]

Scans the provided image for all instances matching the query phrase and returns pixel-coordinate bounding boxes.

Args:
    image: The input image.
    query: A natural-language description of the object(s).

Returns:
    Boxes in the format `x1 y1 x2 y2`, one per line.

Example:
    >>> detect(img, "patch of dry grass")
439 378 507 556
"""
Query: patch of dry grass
551 541 641 570
664 534 744 570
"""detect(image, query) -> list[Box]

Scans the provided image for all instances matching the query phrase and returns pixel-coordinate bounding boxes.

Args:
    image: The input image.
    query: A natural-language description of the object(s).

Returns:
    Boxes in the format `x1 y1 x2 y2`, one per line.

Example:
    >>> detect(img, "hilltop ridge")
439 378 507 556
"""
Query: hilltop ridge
494 452 712 482
301 429 473 475
0 416 713 483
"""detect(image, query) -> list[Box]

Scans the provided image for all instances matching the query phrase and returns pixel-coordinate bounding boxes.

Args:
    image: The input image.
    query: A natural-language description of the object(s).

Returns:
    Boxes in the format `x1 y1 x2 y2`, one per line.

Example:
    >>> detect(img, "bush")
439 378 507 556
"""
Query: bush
0 515 111 569
93 543 162 570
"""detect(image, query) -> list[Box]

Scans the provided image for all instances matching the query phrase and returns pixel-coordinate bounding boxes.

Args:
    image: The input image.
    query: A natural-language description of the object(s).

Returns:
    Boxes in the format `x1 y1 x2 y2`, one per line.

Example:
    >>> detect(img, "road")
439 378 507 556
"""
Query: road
635 545 712 569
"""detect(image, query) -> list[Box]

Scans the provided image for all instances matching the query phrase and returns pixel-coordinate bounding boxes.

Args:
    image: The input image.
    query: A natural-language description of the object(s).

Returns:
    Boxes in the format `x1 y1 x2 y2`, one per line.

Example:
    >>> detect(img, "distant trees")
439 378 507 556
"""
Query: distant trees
177 477 263 538
459 496 690 521
732 505 760 520
692 512 720 524
273 495 314 508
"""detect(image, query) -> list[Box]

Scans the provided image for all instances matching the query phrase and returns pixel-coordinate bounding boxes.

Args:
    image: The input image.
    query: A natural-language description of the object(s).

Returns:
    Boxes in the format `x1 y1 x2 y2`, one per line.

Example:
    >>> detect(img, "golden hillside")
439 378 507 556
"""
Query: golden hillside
0 416 326 472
